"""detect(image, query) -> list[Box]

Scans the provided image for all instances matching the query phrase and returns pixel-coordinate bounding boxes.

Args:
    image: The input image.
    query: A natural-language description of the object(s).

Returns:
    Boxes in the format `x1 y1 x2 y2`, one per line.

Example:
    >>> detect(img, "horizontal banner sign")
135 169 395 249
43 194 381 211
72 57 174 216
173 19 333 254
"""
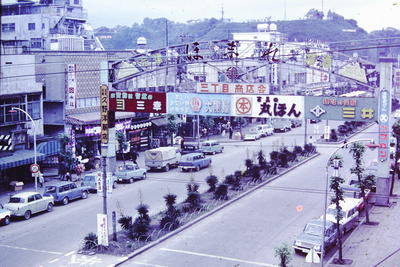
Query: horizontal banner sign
196 82 270 95
167 93 231 116
109 91 166 113
232 95 304 119
304 96 378 121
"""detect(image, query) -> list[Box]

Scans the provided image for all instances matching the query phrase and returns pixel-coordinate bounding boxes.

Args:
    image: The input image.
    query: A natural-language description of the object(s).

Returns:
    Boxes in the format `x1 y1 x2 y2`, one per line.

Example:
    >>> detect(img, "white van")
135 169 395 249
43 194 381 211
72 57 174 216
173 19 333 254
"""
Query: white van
323 197 361 233
145 147 181 171
201 140 224 155
257 124 274 137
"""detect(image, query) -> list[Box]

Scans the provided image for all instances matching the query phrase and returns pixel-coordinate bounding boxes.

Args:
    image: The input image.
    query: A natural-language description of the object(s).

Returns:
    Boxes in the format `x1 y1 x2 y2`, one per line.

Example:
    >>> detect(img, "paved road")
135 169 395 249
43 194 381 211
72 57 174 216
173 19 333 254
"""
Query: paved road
0 120 353 267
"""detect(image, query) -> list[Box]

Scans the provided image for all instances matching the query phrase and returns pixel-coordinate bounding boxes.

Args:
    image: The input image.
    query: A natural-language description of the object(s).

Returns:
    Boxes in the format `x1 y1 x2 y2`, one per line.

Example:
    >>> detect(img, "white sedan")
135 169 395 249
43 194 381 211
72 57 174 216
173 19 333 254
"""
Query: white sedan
243 133 260 141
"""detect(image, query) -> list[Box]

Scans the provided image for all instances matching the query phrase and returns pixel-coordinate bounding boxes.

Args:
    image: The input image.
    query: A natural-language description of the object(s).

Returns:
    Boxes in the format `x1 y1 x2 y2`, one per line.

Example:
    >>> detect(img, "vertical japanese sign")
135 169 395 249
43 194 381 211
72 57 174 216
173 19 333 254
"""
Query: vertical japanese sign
66 64 77 109
394 68 400 91
97 213 109 246
378 89 390 162
100 85 109 144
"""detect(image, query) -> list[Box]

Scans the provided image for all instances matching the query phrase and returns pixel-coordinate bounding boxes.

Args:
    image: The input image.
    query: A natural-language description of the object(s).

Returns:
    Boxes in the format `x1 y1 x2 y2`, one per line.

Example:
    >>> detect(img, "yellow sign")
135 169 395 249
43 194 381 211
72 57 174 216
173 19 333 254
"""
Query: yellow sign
100 85 109 144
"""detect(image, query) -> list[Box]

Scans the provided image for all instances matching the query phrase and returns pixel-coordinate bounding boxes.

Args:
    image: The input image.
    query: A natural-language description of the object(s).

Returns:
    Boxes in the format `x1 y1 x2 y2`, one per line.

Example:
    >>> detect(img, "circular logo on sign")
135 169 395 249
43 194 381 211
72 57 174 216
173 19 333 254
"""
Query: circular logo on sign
380 114 388 123
190 97 202 112
236 97 252 115
226 67 239 80
30 164 40 173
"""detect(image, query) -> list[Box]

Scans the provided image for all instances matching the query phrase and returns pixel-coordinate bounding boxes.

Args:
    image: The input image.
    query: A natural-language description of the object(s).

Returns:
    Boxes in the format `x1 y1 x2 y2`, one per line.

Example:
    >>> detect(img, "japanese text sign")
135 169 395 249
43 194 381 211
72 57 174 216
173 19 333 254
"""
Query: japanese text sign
233 95 304 119
67 64 77 109
100 85 109 144
97 213 108 246
109 91 166 113
167 93 231 116
304 96 378 122
196 82 270 95
378 90 390 162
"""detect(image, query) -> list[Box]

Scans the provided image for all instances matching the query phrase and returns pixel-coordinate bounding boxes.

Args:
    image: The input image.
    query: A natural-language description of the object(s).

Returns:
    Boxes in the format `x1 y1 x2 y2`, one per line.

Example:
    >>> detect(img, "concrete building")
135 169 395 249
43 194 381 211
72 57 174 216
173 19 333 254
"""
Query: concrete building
1 0 103 54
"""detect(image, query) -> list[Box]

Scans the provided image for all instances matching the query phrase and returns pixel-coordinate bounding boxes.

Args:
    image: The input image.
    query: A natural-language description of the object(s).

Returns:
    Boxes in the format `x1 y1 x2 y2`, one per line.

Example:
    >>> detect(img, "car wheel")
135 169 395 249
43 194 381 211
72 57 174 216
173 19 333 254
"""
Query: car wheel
142 173 147 180
24 210 31 220
62 197 69 205
113 181 117 189
196 166 200 172
82 191 88 199
47 203 53 212
129 178 134 184
3 216 10 225
164 164 170 172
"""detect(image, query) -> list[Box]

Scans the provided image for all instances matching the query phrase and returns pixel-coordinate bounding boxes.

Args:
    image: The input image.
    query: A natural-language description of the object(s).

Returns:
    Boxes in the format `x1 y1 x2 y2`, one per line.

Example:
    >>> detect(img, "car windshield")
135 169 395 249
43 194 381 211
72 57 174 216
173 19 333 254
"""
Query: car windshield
304 223 323 236
45 186 57 193
181 155 193 161
83 176 95 181
9 197 24 203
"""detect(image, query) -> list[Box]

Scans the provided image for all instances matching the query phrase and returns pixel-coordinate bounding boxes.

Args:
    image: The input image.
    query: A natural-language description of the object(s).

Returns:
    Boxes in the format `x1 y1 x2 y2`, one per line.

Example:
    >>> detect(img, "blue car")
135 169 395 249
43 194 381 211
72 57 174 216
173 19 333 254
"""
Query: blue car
44 181 89 205
178 153 212 172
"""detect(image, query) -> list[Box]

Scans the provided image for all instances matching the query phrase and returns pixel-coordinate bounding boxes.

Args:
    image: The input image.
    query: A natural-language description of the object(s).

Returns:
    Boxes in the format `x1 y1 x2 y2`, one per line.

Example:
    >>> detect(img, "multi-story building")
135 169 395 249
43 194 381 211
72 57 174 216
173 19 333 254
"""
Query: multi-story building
1 0 103 54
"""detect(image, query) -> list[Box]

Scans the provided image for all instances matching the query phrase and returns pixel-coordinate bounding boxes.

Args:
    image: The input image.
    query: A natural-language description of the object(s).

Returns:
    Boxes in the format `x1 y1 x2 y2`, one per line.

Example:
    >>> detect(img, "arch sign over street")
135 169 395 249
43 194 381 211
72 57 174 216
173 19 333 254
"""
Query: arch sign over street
108 90 378 122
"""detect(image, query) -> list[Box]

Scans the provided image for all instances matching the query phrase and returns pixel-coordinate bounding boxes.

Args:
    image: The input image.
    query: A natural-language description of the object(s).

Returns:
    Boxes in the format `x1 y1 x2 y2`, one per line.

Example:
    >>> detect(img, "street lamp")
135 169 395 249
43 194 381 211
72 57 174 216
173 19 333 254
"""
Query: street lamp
9 107 38 192
320 138 373 266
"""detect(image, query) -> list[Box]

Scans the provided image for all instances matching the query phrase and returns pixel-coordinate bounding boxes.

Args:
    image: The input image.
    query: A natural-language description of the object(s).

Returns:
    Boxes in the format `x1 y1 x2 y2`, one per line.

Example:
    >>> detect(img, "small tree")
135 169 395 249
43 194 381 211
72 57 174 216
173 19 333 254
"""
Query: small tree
257 149 266 167
329 156 345 263
160 193 180 230
132 204 151 240
118 215 132 231
245 158 253 174
214 183 229 200
83 232 98 250
224 174 241 190
206 175 218 192
274 243 292 267
185 179 202 211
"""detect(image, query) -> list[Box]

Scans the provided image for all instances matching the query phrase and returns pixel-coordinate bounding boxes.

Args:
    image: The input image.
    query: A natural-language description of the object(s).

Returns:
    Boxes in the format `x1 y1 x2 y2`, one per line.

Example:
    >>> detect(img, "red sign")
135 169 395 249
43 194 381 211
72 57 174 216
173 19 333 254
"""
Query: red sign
109 92 167 113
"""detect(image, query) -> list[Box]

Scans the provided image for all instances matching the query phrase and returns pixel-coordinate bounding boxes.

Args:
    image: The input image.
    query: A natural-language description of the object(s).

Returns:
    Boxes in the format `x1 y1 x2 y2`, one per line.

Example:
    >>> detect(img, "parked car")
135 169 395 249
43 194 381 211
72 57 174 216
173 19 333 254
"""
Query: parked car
323 198 361 234
243 132 260 141
43 181 89 205
248 127 262 139
293 218 338 255
290 119 302 128
178 153 212 172
201 140 224 155
257 124 274 136
272 119 292 133
0 203 11 226
145 147 181 171
115 164 147 183
4 192 54 220
81 172 118 193
180 143 204 155
310 118 321 124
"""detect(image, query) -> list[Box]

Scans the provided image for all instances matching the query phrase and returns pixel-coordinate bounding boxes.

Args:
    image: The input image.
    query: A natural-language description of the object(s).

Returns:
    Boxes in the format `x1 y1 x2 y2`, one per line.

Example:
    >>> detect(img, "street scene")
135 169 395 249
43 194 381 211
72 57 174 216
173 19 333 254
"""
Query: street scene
1 1 400 267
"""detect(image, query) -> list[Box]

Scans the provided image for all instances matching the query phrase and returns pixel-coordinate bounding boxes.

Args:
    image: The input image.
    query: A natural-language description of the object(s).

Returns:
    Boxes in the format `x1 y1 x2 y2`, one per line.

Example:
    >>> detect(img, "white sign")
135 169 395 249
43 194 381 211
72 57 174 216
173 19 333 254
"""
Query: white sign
96 172 103 193
97 213 108 246
232 95 304 119
305 246 320 263
324 125 330 140
197 82 270 95
67 64 77 109
106 174 113 194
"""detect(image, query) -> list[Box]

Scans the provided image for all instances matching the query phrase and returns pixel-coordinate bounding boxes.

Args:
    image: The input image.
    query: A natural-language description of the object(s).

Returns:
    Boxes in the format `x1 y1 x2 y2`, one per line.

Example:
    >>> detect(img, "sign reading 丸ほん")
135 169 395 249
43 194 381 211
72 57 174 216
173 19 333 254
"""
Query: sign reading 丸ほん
167 93 231 116
108 91 166 113
232 95 304 119
304 96 378 122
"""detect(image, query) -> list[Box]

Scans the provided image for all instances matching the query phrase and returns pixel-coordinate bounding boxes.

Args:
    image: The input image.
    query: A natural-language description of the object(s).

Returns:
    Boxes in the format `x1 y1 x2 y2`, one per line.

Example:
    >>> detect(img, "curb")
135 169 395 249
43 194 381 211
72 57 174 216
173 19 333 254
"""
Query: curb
114 152 320 266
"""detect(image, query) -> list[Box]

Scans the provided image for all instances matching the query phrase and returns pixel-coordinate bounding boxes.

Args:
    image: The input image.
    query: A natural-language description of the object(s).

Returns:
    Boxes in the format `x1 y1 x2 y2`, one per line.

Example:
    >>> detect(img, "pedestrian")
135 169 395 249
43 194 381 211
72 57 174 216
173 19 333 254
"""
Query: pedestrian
131 149 139 165
65 172 71 181
38 172 44 188
229 127 233 139
181 138 185 149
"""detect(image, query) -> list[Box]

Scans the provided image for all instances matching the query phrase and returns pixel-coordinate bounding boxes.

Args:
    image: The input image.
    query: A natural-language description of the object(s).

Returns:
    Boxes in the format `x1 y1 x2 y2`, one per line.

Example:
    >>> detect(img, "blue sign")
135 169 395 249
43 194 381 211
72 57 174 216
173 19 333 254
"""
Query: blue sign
167 93 231 116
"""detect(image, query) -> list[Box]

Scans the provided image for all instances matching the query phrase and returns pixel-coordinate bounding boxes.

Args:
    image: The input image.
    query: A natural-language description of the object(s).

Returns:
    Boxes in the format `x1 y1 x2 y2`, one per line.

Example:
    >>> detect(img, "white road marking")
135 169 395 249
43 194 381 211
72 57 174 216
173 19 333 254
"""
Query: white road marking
0 244 63 255
130 262 168 267
64 250 75 256
49 258 59 263
160 248 277 267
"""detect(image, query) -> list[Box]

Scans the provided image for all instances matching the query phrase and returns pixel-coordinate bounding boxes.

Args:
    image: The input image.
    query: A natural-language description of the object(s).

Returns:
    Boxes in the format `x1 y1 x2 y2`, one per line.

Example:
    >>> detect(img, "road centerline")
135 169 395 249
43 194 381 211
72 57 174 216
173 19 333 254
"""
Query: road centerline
160 248 277 267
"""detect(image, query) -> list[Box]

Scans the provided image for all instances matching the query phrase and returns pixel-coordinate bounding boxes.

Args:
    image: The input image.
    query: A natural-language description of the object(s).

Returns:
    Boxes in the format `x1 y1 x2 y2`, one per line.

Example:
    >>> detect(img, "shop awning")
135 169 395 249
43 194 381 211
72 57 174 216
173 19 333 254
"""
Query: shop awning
37 140 61 157
152 118 169 126
65 111 135 125
0 150 46 171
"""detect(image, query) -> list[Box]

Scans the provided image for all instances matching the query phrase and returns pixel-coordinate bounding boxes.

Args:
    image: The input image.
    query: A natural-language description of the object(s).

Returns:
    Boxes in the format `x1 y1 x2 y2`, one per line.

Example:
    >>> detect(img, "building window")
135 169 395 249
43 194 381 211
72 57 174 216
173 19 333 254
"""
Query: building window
0 96 26 125
76 97 100 108
74 0 79 4
1 23 15 32
31 38 42 48
28 23 35 31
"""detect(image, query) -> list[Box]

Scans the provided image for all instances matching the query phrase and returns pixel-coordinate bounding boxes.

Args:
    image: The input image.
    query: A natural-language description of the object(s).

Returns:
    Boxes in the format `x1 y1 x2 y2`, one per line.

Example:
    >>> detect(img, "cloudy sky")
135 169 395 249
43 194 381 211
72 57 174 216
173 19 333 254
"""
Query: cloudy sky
82 0 400 32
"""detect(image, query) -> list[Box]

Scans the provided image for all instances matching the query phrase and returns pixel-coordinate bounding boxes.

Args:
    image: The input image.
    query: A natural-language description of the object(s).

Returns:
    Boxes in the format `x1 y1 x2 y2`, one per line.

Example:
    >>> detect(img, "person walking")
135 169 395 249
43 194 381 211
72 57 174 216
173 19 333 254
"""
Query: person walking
38 172 44 188
65 172 71 181
229 126 233 139
131 149 139 165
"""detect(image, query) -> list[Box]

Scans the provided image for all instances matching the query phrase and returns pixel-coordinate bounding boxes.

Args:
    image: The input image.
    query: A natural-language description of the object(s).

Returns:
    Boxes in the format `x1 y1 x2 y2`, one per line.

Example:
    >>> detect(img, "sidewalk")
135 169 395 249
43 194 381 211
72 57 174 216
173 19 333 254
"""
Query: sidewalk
328 179 400 267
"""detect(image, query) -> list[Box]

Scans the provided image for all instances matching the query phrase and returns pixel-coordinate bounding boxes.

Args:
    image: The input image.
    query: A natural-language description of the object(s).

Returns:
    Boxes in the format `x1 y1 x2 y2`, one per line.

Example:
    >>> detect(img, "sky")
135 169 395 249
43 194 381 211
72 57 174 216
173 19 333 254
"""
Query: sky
82 0 400 32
